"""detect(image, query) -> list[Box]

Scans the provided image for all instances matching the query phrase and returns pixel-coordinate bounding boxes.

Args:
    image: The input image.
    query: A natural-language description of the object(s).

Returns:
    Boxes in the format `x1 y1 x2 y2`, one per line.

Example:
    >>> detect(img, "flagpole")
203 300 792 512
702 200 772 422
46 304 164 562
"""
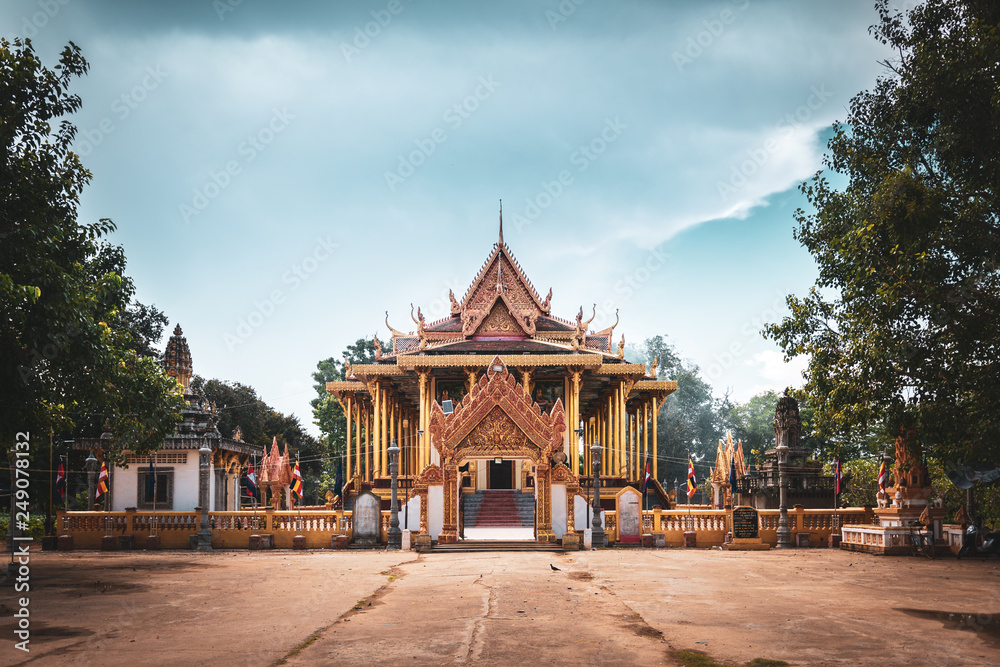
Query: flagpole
151 451 157 538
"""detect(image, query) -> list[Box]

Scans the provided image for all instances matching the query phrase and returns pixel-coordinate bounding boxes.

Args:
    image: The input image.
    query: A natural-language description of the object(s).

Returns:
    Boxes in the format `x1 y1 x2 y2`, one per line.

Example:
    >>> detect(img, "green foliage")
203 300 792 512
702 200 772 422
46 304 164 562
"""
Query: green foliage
310 338 376 488
627 336 726 485
0 38 184 457
192 376 320 502
764 1 1000 463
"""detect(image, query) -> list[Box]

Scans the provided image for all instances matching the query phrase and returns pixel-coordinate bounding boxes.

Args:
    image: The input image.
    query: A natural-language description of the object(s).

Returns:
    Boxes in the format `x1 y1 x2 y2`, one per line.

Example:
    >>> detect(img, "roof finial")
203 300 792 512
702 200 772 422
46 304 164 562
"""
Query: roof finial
498 199 503 245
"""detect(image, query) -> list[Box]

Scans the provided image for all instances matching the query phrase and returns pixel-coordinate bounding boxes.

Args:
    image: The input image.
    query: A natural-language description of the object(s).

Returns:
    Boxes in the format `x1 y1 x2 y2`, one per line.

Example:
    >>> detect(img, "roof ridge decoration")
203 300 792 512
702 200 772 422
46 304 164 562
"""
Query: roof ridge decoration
429 355 565 463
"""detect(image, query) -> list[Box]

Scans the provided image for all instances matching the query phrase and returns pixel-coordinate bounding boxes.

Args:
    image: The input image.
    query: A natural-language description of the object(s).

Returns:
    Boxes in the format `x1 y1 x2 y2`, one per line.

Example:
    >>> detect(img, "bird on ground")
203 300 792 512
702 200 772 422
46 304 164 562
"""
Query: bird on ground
550 564 561 571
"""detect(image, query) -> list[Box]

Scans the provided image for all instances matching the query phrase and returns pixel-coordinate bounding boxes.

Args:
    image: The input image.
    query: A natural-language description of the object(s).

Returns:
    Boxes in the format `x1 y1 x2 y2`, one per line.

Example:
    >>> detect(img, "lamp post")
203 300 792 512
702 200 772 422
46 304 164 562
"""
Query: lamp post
387 441 401 549
7 444 16 553
775 439 791 548
85 451 98 510
590 442 606 548
196 442 213 551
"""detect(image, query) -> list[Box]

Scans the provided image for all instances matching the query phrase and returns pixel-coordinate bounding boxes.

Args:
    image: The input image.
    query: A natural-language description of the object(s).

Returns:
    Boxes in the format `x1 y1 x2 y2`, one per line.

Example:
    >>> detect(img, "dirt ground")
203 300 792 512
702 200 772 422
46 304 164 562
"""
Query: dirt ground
2 546 999 666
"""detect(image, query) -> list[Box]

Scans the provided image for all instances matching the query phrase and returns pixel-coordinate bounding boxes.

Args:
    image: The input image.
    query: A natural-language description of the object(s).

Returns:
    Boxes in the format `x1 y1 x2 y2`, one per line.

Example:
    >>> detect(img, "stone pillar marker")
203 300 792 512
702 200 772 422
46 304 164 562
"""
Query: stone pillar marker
773 392 799 549
590 443 606 548
196 443 213 551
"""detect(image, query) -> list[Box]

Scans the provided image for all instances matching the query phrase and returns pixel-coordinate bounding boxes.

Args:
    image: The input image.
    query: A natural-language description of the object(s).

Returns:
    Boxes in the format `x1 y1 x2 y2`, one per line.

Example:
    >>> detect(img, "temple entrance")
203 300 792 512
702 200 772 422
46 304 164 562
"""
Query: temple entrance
426 356 569 544
488 459 514 489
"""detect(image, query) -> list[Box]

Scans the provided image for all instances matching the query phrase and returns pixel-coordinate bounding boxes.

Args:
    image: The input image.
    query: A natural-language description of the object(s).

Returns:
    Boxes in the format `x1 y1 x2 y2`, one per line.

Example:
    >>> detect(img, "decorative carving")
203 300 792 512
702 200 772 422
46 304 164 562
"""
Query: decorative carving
617 334 625 359
462 407 535 458
476 301 522 336
571 305 596 350
773 392 801 449
410 304 428 350
373 334 383 360
541 287 552 314
449 289 461 315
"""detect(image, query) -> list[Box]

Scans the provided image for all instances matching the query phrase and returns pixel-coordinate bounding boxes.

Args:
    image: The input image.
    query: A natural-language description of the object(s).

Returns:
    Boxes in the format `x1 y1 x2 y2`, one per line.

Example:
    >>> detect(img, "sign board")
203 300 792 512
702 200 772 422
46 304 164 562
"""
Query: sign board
617 487 642 543
353 492 381 546
732 506 760 540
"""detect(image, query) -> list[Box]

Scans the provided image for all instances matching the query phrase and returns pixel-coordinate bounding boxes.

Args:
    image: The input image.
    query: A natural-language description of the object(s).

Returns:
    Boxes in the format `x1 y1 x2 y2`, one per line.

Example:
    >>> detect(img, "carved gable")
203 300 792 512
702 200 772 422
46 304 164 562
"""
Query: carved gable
461 406 540 458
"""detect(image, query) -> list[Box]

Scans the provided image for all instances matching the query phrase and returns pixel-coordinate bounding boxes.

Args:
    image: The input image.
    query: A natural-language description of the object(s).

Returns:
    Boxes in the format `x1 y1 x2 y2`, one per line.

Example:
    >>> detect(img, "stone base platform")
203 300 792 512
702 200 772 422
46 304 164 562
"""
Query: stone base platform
724 537 770 551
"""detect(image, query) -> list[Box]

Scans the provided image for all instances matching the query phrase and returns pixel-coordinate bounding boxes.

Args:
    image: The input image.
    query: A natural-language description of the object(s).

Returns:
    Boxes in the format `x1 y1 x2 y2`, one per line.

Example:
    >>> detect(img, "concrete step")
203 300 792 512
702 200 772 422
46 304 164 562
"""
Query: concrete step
431 540 560 553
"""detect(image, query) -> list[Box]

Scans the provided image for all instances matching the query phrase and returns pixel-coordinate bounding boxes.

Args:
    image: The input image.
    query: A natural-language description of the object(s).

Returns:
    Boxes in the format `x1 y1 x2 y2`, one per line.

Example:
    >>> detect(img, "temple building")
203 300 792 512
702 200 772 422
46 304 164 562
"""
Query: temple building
78 325 262 512
326 220 677 543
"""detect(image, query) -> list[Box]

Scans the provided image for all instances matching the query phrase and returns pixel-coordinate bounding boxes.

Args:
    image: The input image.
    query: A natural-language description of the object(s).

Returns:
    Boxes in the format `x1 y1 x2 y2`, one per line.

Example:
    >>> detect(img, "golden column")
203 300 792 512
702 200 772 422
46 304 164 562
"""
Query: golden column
365 408 372 481
642 401 649 477
606 394 614 472
372 380 381 477
417 371 428 471
569 370 582 474
616 384 625 477
381 386 389 476
355 402 362 482
345 395 353 483
651 396 659 480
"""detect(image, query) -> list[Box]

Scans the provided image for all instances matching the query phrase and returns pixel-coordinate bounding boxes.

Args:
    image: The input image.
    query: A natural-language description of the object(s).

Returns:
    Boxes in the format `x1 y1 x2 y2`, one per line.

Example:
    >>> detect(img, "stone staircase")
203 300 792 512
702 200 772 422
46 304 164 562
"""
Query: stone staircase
462 490 534 528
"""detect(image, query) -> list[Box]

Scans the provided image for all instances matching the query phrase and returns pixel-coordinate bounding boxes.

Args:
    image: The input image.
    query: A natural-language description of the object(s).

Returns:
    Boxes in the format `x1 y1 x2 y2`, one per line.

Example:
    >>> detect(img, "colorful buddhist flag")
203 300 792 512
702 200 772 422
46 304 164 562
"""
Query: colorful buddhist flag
686 458 698 498
643 457 652 495
246 461 258 499
96 462 109 498
291 461 303 500
877 458 888 494
55 463 66 501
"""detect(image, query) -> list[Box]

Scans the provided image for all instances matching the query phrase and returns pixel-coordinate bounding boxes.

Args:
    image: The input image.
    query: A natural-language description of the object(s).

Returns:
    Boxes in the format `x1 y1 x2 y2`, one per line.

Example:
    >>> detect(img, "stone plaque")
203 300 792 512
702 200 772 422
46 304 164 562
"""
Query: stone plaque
732 506 759 540
353 492 381 546
617 488 642 543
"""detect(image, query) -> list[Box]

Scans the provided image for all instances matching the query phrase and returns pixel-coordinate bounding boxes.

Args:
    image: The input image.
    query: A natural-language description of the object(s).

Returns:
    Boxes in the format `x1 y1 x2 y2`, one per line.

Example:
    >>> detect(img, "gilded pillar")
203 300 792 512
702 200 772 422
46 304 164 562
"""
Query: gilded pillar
652 396 659 480
417 372 428 472
372 380 381 477
364 408 371 480
643 402 649 475
355 402 362 483
535 463 554 542
345 395 353 484
569 369 582 474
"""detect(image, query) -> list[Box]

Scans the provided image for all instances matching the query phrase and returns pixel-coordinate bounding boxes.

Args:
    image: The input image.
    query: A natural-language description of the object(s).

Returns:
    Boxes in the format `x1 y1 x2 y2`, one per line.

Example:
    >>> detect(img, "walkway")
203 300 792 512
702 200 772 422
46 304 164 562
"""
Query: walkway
6 549 999 666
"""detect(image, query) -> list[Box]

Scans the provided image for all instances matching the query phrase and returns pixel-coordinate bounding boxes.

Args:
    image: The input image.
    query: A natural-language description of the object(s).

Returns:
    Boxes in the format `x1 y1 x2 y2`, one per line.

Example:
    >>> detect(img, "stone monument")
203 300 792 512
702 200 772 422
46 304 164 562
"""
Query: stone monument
353 492 381 547
616 486 642 544
725 505 770 550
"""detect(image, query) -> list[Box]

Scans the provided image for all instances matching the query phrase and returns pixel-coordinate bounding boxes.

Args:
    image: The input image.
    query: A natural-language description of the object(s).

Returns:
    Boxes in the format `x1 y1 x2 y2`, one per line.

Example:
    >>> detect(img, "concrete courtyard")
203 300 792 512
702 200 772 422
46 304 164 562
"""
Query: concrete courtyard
2 547 998 666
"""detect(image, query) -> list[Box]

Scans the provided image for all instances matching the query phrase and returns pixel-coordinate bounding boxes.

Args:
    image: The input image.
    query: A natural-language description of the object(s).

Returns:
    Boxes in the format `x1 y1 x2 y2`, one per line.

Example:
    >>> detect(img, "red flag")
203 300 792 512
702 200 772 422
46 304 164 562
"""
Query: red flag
96 462 109 498
834 459 843 496
245 462 258 498
55 463 66 501
686 459 698 498
291 461 303 500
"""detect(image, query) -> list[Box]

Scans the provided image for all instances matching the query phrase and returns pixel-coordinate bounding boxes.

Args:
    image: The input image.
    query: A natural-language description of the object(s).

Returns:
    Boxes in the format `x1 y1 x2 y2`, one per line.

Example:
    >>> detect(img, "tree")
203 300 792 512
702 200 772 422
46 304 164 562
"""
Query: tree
628 336 725 486
764 1 1000 464
193 376 321 503
311 338 376 491
0 39 184 462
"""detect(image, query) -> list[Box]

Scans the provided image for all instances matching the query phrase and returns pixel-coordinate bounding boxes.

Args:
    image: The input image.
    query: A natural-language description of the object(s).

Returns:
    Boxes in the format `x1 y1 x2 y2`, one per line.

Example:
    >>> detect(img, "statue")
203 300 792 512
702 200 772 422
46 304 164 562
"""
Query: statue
373 334 383 359
572 304 596 350
617 334 625 359
410 303 428 350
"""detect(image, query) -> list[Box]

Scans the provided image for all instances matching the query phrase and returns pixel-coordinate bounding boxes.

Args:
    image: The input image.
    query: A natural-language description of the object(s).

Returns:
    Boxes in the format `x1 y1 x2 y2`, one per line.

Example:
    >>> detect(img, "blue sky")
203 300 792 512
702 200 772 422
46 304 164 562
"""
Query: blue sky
3 0 901 436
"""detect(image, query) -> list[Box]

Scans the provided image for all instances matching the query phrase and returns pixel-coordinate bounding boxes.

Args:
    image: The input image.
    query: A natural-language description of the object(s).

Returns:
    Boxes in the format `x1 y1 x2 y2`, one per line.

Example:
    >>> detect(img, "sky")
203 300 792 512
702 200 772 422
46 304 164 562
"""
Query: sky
3 0 903 437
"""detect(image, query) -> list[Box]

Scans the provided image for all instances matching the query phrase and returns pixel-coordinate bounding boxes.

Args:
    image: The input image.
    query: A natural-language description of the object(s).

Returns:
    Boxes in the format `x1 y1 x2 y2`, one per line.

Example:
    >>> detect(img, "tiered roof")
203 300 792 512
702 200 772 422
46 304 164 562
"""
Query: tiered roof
383 216 619 359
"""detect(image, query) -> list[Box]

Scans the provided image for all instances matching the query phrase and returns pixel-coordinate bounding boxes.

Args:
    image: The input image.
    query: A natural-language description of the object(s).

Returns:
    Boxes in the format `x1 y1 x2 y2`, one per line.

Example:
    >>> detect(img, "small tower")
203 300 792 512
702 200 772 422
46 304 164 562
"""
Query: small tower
162 324 193 390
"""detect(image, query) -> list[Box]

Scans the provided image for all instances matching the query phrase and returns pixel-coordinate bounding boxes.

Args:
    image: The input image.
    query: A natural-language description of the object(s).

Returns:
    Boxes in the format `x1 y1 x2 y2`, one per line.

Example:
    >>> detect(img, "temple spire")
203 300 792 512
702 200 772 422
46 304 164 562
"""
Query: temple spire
498 199 503 245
